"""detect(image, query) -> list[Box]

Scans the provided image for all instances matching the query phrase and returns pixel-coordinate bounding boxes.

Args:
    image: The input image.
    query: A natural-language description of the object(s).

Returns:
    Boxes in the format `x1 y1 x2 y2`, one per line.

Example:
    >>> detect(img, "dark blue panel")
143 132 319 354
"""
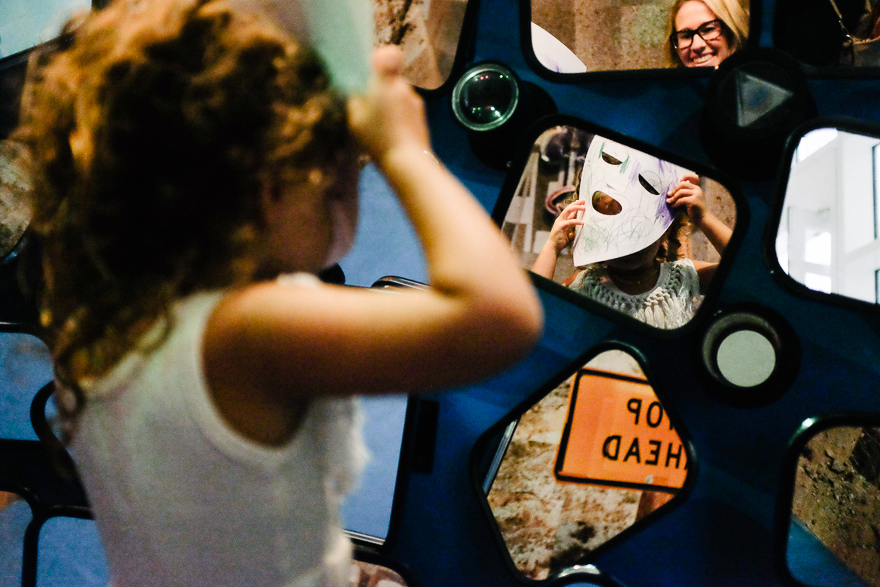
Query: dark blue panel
381 1 880 586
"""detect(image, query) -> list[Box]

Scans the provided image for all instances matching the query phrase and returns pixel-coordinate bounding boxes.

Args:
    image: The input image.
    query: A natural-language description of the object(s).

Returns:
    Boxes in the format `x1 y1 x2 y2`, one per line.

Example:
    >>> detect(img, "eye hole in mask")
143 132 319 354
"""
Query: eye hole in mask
639 174 661 195
591 190 623 215
601 152 623 165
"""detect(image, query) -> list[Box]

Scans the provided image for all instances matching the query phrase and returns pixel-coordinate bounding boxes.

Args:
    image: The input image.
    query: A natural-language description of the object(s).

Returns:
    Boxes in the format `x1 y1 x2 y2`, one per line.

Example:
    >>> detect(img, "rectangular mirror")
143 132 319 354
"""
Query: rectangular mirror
530 0 750 73
775 126 880 305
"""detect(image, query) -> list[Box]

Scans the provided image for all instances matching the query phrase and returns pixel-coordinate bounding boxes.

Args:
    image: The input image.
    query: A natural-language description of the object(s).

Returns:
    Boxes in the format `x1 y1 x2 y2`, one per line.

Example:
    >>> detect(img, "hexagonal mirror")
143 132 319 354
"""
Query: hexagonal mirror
774 125 880 305
530 0 750 73
494 122 737 330
786 422 880 587
480 348 690 580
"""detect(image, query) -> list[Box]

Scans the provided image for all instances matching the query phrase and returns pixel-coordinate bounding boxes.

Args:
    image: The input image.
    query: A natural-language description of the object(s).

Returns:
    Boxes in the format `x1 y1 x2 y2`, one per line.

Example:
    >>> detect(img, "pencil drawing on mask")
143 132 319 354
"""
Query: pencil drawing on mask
572 138 691 267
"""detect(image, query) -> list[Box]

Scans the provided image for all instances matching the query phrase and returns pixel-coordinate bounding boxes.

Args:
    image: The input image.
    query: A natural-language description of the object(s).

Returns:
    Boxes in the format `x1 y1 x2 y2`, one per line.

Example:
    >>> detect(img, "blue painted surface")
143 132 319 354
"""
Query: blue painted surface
787 519 871 587
0 501 29 587
36 518 109 587
0 334 54 440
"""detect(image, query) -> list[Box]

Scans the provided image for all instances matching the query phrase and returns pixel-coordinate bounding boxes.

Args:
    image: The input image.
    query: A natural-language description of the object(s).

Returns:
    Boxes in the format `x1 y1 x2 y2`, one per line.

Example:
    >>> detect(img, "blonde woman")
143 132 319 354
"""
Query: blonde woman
666 0 749 68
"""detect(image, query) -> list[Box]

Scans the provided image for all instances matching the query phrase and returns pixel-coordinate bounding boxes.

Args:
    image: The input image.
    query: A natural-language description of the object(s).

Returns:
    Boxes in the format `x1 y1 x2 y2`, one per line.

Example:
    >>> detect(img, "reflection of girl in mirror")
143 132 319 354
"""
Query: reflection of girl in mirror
531 140 731 329
14 0 543 585
666 0 749 68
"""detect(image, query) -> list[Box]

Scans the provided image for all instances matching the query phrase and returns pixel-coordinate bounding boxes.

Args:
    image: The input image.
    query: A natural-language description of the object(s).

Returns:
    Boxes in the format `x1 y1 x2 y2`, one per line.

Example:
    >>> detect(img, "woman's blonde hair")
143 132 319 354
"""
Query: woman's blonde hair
665 0 750 67
13 0 350 421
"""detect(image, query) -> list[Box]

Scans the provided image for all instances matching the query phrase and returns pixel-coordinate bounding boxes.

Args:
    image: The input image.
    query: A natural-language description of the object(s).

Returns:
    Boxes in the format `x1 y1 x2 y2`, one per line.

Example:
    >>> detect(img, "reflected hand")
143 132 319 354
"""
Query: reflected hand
545 200 586 253
347 46 431 167
667 173 706 224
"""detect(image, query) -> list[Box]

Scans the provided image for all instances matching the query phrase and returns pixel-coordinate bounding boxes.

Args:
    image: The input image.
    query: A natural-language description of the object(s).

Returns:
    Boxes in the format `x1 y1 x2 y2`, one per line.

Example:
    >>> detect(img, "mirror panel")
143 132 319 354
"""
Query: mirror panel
374 0 469 89
787 425 880 586
484 349 689 580
530 0 750 73
498 124 736 329
775 127 880 304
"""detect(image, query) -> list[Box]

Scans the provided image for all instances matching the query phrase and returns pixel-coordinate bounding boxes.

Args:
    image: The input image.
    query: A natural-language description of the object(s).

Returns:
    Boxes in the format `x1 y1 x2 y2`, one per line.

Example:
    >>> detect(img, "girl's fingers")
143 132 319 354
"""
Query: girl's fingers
372 45 404 77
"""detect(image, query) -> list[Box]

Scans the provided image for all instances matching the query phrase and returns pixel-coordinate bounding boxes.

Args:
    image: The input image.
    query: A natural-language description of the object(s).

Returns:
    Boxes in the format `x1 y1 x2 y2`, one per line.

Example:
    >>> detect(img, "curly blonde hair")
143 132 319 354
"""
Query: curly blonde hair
13 0 350 421
665 0 750 68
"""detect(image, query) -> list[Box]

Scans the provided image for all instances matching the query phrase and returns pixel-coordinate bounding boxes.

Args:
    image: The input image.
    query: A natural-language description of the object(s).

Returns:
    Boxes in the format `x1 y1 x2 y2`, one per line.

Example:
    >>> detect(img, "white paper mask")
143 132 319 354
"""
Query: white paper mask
571 137 690 266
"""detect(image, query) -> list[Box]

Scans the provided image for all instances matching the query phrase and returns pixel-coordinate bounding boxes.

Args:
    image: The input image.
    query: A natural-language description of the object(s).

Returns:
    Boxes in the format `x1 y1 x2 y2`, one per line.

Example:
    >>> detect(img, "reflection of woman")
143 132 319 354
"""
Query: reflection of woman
666 0 749 68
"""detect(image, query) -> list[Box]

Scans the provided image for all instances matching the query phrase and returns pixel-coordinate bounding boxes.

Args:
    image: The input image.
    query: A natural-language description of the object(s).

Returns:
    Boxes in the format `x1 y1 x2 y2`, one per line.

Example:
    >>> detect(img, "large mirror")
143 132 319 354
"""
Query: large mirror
482 349 689 580
496 123 736 330
774 126 880 305
530 0 750 73
787 423 880 587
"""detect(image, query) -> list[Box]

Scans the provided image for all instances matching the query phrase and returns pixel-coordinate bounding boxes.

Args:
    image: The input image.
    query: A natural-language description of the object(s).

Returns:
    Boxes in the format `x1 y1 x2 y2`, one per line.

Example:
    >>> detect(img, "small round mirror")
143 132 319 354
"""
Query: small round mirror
716 329 777 387
451 63 519 132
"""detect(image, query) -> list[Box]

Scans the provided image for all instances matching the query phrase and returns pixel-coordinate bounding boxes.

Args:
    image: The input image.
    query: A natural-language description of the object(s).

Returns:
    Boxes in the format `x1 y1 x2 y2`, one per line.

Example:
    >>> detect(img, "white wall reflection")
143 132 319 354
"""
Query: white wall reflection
778 128 880 303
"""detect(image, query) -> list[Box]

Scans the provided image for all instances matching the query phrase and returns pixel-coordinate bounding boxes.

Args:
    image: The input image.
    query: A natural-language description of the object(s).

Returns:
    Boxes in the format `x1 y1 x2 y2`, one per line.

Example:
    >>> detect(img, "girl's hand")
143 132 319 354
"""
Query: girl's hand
667 173 706 223
545 199 586 253
347 46 431 166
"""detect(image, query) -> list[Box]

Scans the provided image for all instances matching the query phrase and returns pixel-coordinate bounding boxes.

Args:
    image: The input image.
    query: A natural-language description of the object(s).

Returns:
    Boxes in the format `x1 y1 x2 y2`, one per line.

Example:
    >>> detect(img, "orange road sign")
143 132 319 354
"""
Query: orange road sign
555 368 688 493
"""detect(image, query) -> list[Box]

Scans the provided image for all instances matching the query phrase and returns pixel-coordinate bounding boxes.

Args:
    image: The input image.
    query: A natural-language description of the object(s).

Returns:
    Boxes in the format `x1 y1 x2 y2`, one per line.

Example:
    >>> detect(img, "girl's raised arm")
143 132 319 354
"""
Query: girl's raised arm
202 47 542 442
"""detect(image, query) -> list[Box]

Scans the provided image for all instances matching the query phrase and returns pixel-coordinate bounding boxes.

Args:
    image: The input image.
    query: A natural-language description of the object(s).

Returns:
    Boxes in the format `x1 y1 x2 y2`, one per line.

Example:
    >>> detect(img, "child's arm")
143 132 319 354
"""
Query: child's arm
202 47 543 443
667 173 732 291
531 200 586 279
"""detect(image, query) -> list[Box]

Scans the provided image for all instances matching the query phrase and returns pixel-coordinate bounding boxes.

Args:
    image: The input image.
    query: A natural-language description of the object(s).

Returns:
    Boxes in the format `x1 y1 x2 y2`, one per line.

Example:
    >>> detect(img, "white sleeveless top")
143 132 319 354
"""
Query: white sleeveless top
568 259 702 329
70 277 367 587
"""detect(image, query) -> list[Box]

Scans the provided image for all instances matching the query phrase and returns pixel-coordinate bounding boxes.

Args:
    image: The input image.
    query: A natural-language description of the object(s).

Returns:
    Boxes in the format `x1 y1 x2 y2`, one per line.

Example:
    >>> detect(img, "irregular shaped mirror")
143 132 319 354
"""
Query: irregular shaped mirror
496 123 736 330
530 0 750 73
483 349 690 580
787 423 880 587
775 126 880 304
0 0 89 59
374 0 470 89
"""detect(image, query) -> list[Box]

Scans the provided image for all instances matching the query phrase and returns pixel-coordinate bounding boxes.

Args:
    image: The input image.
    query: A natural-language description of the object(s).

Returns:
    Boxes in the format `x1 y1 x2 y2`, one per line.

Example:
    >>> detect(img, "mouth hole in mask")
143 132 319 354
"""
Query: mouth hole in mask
592 190 623 215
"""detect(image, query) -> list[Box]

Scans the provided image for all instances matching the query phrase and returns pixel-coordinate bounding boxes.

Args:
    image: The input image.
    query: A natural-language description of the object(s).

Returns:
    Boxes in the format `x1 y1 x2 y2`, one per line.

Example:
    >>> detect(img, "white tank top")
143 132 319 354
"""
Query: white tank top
568 259 703 329
71 280 367 587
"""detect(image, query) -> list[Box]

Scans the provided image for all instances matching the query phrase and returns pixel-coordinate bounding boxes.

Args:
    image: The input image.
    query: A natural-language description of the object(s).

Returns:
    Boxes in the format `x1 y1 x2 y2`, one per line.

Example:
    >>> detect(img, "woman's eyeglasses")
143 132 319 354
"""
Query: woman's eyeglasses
672 19 724 50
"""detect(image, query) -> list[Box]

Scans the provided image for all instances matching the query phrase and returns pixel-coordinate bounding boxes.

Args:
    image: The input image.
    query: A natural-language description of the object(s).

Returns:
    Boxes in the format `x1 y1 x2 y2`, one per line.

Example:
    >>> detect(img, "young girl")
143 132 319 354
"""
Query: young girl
532 139 730 329
13 1 542 586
